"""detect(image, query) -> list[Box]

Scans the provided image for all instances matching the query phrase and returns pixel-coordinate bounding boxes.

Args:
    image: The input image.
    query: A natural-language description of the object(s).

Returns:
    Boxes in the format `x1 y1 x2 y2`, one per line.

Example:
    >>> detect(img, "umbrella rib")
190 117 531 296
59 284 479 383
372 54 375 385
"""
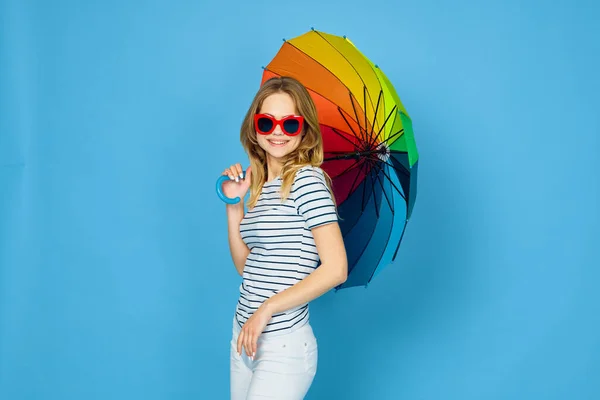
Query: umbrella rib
337 107 365 143
324 149 379 160
365 161 380 218
369 105 397 147
379 108 398 144
369 105 397 148
363 86 369 144
367 90 383 146
370 162 380 218
324 157 366 190
379 157 410 179
347 160 368 200
373 163 394 214
324 124 361 149
387 110 399 144
325 150 362 155
379 128 404 147
329 157 363 180
371 161 406 201
360 162 370 213
347 93 367 142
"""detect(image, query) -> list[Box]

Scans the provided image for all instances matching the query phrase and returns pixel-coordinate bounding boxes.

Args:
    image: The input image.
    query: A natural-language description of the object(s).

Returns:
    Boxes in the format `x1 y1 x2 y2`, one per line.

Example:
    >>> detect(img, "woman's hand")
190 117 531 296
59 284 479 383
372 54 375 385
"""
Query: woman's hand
222 164 252 201
236 302 274 360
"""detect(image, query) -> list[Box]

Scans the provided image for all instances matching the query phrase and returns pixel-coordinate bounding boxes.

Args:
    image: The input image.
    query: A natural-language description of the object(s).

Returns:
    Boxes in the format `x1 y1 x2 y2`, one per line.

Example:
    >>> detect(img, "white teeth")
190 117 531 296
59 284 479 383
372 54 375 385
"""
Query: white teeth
269 140 286 145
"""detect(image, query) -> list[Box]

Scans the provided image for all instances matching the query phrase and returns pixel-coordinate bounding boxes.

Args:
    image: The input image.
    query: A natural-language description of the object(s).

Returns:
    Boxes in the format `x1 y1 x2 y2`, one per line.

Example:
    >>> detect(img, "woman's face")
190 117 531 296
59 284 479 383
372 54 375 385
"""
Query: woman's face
256 92 303 162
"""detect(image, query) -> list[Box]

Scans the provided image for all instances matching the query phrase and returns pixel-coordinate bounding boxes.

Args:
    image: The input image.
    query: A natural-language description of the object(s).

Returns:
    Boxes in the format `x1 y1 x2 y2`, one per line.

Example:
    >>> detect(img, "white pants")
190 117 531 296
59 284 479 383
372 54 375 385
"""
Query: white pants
230 317 318 399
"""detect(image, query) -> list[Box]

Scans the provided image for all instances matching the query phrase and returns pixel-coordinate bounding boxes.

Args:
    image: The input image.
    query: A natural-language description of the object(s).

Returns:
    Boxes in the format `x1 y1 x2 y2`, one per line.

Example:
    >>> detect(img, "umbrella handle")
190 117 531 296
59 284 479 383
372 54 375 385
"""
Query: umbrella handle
215 171 246 204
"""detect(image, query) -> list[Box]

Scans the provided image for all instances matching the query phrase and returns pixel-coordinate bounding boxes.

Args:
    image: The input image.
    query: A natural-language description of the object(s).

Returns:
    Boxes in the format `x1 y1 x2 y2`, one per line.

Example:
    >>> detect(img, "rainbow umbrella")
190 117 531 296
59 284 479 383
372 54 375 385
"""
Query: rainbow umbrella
217 29 419 289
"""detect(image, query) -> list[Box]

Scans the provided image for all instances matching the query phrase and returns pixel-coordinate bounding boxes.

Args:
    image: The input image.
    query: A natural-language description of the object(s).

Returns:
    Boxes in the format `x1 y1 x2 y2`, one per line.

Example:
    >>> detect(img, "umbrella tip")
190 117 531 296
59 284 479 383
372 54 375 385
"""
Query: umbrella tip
261 66 265 70
282 38 286 42
343 35 346 39
311 26 315 31
375 64 379 68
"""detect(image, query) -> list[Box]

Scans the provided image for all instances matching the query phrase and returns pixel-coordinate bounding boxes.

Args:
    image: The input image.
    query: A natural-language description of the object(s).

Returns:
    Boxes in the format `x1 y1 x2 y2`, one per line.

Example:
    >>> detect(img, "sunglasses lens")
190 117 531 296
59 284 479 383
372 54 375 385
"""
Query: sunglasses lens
283 119 300 134
257 117 273 133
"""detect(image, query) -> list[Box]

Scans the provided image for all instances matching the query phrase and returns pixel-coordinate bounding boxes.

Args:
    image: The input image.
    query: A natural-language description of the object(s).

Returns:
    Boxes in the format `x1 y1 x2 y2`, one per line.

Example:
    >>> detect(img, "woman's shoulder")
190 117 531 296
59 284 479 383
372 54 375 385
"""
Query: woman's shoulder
293 165 326 184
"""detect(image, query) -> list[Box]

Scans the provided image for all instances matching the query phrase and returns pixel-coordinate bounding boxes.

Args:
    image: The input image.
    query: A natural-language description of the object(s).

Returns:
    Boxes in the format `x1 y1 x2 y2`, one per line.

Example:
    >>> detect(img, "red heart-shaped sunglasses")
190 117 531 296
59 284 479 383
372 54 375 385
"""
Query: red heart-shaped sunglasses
254 114 304 136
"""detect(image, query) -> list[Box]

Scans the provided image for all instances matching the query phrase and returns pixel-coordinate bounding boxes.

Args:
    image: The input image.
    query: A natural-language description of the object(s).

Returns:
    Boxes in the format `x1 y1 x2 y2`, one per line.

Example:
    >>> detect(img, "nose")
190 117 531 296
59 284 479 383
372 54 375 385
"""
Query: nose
272 124 284 136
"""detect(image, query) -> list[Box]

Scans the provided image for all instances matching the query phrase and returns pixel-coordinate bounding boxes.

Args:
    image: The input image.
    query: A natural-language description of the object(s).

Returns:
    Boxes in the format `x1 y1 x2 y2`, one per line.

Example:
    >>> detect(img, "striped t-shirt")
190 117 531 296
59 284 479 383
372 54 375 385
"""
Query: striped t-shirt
235 166 338 336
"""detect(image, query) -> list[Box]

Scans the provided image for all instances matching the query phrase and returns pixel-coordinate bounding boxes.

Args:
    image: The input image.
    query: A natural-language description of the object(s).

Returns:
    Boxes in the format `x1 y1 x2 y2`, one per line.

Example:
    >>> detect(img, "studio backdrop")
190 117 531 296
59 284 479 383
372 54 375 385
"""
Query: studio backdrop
1 0 599 399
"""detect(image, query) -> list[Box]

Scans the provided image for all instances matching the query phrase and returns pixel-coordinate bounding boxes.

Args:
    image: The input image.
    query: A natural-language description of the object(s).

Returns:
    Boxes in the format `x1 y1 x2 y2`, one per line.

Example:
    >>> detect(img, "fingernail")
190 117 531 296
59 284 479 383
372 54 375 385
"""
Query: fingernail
229 175 234 180
239 173 244 179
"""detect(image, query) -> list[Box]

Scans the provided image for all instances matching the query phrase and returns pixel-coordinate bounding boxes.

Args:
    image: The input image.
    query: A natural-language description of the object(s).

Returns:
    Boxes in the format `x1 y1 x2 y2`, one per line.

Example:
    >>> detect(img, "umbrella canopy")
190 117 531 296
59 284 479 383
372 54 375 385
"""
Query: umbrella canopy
261 29 419 289
215 29 419 289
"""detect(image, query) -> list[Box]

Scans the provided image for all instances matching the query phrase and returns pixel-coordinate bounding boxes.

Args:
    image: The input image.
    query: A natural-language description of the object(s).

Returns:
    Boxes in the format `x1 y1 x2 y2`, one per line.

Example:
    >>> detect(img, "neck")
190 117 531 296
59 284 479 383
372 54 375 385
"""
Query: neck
266 155 283 181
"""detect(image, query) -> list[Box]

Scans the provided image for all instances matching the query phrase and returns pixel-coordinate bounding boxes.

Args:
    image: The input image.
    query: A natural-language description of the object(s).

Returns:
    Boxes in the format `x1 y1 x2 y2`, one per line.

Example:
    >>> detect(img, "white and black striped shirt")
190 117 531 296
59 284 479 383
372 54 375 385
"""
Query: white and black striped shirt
235 166 338 336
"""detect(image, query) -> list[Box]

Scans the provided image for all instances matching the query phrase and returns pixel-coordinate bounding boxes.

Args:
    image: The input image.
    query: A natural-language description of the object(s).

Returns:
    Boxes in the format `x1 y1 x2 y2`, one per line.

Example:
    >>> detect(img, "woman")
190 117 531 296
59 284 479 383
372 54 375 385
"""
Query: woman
221 76 348 399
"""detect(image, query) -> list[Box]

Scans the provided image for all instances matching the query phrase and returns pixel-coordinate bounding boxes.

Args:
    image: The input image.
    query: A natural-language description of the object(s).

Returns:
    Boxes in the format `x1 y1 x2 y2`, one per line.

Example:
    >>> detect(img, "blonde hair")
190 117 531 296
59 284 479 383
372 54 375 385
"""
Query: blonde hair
240 76 335 209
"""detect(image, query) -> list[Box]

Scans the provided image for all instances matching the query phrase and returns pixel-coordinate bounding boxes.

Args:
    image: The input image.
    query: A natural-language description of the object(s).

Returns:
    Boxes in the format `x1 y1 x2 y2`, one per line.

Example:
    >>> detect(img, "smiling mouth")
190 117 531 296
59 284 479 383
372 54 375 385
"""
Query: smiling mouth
267 139 288 146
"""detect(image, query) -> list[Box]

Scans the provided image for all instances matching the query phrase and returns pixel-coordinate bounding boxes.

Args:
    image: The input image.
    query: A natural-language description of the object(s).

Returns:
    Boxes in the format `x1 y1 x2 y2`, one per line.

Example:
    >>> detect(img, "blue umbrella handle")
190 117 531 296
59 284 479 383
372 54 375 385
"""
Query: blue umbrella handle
216 171 246 204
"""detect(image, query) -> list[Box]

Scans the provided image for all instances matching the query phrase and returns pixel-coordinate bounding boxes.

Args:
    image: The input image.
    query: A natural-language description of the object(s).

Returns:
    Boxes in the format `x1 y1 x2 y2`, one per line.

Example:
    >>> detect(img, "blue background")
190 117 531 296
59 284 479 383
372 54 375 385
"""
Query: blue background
1 0 599 399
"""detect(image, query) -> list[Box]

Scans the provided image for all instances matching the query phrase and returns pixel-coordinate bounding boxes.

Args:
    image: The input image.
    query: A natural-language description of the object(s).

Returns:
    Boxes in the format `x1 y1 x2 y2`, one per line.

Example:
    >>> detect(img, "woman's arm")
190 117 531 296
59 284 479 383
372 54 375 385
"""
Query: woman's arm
226 202 250 276
263 222 347 314
266 166 347 310
222 163 252 276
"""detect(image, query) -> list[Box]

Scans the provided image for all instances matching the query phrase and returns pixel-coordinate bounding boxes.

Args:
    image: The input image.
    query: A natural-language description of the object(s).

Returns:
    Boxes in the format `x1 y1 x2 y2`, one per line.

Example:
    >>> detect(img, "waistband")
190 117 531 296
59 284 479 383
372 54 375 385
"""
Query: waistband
232 315 314 340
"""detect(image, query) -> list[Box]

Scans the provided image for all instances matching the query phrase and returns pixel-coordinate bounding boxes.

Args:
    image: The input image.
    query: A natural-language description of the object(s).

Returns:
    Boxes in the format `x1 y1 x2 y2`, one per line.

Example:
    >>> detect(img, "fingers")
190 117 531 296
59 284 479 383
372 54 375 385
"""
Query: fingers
252 336 258 359
245 331 252 359
223 164 246 183
229 166 239 182
223 168 235 181
234 163 244 180
237 326 251 358
236 325 257 360
237 329 244 356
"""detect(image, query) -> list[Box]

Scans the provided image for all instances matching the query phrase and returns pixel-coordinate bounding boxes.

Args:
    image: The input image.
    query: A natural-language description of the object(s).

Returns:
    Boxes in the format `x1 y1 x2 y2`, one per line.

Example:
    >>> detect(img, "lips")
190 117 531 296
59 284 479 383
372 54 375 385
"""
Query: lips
267 139 288 147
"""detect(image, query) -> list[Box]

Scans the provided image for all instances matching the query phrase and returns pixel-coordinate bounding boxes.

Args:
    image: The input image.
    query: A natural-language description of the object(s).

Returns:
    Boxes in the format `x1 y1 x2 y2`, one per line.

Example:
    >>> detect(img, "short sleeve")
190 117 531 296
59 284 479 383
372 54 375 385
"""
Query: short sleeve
292 167 338 229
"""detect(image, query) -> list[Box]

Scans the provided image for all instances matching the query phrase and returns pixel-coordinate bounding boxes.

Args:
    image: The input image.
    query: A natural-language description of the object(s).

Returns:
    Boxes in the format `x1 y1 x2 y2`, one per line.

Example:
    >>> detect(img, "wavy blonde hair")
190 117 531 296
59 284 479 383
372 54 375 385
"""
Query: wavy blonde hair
240 76 335 209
